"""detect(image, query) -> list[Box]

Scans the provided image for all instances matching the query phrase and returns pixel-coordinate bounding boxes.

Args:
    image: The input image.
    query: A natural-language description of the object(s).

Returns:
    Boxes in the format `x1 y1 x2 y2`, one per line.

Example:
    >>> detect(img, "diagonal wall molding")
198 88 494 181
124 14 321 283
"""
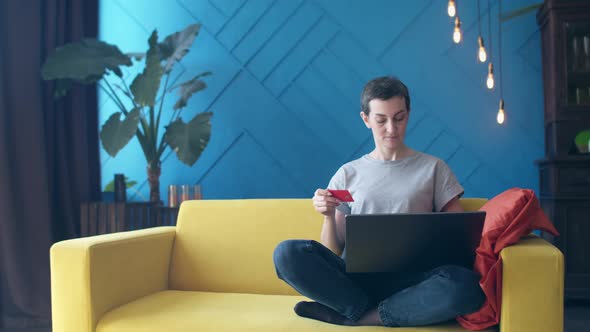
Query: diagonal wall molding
99 0 545 201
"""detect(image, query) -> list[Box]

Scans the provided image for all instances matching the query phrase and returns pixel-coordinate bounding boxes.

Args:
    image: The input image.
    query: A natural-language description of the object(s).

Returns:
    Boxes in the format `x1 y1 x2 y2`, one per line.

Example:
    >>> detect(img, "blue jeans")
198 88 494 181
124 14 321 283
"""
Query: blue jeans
273 239 485 327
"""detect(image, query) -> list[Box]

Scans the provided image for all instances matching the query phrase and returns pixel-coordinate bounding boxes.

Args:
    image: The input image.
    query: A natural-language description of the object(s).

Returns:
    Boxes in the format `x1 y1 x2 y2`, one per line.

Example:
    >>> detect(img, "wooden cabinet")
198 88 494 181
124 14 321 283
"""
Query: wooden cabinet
538 158 590 299
537 0 590 300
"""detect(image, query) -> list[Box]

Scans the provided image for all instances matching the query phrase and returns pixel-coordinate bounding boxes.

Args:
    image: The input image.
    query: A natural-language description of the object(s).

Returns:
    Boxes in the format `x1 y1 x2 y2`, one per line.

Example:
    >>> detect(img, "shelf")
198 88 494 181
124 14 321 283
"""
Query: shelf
536 155 590 164
80 202 179 236
544 107 590 125
562 104 590 112
567 72 590 105
568 71 590 84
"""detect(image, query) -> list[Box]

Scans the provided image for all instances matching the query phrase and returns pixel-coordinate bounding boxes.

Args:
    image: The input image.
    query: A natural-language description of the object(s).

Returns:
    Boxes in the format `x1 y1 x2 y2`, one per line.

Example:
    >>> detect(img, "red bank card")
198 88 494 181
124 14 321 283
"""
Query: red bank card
328 189 354 202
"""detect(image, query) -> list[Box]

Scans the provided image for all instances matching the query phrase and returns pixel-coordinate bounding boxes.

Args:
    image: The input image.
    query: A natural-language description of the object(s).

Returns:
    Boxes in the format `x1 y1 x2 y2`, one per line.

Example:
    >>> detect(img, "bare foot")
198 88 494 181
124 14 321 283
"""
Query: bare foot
294 301 357 326
356 307 384 326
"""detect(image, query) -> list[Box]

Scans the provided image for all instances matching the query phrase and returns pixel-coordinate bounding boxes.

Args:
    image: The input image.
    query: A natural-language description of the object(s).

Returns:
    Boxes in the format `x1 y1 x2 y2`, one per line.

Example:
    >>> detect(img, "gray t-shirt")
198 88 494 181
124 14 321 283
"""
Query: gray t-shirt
327 152 464 215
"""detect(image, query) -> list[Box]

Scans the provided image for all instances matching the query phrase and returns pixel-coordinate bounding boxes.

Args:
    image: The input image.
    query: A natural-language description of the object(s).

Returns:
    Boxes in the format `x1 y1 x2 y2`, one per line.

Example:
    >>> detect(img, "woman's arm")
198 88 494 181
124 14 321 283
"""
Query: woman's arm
320 210 345 255
441 195 464 212
313 188 345 255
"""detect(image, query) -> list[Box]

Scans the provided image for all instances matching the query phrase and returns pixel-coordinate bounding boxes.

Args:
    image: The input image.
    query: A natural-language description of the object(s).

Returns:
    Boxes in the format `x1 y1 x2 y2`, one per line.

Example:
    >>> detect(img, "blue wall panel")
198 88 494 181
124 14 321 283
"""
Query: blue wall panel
428 132 461 162
210 0 247 17
99 0 546 201
265 16 339 96
448 147 480 184
312 49 365 105
178 0 228 35
247 1 323 81
326 33 387 82
217 0 274 50
280 84 349 157
294 66 366 143
315 0 432 57
232 0 302 63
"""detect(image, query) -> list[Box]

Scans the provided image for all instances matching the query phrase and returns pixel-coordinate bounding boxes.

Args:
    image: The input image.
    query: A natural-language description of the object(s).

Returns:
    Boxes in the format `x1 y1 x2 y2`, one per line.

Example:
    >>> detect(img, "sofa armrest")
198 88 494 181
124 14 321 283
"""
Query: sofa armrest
50 226 176 332
500 235 564 332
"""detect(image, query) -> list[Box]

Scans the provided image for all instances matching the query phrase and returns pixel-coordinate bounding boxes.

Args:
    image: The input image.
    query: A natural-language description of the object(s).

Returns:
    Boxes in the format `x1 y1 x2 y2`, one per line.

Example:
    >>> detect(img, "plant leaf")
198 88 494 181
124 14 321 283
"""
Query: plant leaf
100 108 141 157
130 31 164 107
104 177 137 192
114 84 133 100
41 39 131 82
164 112 212 166
52 74 102 98
127 52 146 61
159 24 201 73
172 71 212 110
53 79 72 98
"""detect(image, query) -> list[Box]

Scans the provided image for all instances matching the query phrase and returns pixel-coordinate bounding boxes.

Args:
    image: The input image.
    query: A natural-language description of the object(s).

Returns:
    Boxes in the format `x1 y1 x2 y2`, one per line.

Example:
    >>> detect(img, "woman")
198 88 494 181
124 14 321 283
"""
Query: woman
273 76 485 327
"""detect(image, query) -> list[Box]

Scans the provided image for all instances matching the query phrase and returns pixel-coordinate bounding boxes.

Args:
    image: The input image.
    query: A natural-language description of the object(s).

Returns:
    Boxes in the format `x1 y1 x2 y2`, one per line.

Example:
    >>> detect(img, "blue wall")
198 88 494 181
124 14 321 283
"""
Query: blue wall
99 0 544 201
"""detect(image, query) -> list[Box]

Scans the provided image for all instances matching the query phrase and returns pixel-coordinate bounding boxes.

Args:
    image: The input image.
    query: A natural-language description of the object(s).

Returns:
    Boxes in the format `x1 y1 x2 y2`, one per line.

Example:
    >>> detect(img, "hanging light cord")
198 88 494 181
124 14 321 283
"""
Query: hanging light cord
498 0 503 99
487 0 492 59
477 0 482 37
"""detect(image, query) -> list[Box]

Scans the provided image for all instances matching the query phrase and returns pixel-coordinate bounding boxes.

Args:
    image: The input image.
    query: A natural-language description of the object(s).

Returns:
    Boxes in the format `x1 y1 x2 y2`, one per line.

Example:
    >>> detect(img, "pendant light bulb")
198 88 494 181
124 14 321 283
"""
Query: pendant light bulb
486 62 494 89
478 36 487 62
453 28 462 43
497 99 505 125
448 0 456 17
453 17 462 44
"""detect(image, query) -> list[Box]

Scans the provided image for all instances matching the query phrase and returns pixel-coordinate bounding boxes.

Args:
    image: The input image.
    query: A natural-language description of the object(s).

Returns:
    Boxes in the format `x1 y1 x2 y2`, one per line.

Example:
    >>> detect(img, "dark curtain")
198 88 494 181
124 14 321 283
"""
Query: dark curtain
0 0 100 328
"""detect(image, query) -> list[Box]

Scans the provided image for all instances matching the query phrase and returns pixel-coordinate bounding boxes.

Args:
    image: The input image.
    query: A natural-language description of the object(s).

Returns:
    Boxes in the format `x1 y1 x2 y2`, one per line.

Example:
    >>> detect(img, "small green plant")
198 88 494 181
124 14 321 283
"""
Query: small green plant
103 176 138 192
103 176 146 201
41 24 212 202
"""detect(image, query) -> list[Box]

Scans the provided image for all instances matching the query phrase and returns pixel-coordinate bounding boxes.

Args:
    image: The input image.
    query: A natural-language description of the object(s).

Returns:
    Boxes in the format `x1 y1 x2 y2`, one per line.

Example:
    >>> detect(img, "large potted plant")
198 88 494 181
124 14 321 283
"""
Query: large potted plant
42 24 212 203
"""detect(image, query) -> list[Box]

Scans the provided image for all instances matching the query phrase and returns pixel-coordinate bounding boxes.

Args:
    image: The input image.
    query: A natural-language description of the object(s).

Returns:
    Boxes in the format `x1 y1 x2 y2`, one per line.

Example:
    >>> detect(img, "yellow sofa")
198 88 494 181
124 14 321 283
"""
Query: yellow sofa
50 198 564 332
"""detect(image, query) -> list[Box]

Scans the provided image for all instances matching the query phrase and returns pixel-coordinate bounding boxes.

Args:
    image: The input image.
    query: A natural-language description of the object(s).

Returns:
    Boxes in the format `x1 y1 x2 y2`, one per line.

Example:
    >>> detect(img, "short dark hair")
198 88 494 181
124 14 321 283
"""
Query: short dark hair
360 76 410 115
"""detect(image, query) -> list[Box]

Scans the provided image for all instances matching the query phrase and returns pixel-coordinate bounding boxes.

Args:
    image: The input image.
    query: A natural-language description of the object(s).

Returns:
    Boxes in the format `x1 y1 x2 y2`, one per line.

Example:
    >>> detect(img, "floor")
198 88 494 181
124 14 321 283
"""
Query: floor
565 300 590 332
0 303 588 331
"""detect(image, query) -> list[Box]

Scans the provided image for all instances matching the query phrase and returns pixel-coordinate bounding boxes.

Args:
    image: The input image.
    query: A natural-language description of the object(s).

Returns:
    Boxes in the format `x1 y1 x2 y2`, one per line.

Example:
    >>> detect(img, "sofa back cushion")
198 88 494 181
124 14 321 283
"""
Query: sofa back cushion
459 198 487 211
168 198 487 295
169 199 322 295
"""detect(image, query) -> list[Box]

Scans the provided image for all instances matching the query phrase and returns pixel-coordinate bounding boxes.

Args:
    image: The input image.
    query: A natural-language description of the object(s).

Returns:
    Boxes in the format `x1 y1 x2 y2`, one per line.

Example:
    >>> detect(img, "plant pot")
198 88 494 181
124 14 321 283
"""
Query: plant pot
147 163 162 204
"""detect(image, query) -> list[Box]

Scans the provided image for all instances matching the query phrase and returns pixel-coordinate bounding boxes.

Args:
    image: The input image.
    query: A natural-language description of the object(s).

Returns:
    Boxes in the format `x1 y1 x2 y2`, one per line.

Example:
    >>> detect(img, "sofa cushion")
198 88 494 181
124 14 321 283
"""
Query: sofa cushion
169 199 488 296
96 290 497 332
169 199 323 295
457 198 487 211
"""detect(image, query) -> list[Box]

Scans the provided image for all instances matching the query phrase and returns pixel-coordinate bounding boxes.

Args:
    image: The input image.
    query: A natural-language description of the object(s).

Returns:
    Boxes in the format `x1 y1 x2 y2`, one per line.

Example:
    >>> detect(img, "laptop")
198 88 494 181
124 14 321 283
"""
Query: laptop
344 211 486 273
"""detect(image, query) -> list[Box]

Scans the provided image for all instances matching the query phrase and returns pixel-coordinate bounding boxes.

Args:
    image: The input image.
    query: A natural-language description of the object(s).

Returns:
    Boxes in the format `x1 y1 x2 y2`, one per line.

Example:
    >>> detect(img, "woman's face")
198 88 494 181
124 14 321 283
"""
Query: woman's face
361 96 409 151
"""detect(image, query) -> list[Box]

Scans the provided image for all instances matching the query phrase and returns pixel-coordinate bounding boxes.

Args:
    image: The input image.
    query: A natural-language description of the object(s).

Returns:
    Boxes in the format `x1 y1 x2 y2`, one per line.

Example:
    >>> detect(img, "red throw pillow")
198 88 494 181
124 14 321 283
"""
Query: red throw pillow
457 188 559 330
478 188 558 255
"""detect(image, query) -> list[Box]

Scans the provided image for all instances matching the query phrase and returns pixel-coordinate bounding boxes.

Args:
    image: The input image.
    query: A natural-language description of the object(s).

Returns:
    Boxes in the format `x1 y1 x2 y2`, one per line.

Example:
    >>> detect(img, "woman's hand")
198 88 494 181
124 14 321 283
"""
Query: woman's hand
312 189 341 216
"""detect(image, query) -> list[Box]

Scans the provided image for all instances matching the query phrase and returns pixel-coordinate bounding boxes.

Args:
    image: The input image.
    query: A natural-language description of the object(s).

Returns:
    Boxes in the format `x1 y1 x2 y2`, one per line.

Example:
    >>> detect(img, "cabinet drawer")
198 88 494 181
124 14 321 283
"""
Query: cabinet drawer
539 160 590 197
558 167 590 195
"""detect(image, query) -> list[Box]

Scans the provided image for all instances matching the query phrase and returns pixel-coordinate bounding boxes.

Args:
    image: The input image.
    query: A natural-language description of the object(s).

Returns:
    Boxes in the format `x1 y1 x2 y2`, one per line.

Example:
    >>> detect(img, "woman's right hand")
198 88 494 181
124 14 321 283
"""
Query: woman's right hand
312 189 341 217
